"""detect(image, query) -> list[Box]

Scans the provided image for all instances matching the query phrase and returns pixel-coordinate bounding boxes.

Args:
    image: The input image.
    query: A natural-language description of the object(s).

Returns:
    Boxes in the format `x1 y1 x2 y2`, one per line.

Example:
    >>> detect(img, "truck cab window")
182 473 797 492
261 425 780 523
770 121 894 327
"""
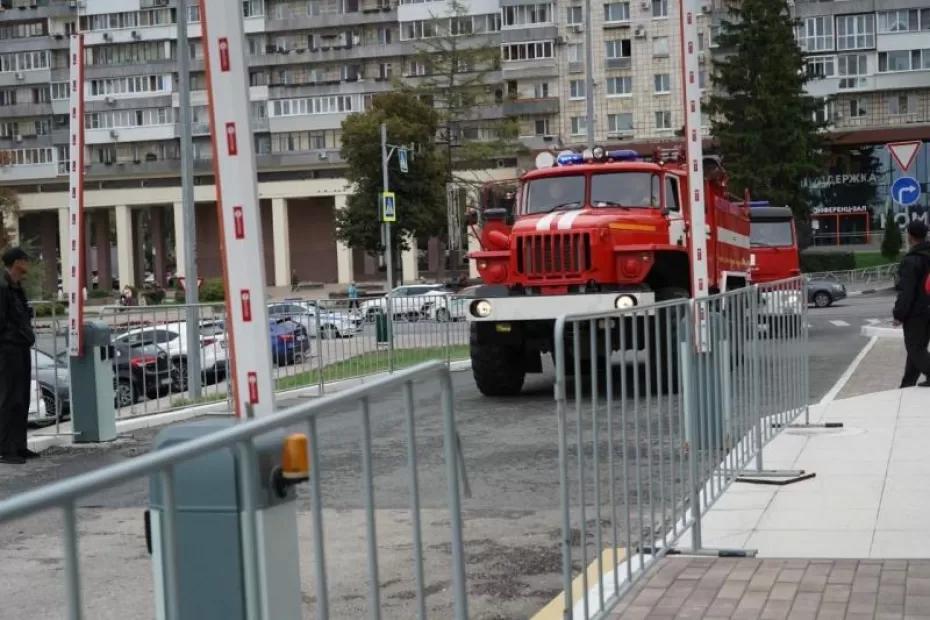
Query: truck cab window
591 172 659 208
751 221 794 247
525 175 586 214
665 177 681 211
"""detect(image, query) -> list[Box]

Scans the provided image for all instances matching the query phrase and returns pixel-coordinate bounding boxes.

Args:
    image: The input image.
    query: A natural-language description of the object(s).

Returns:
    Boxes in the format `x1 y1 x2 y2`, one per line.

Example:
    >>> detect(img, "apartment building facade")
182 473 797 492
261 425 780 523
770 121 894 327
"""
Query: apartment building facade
0 0 709 295
793 0 930 246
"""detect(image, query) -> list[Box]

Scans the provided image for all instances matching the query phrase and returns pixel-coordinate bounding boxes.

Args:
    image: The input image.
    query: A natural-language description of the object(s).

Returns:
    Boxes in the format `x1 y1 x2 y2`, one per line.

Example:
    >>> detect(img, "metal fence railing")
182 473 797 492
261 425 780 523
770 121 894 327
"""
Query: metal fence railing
28 294 471 425
805 263 898 292
553 277 809 619
0 362 469 620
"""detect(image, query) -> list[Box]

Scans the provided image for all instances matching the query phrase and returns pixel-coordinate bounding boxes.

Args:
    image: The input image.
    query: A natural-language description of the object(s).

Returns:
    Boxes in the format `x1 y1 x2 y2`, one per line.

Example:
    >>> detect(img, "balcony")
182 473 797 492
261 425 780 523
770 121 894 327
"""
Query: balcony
605 57 632 70
264 8 397 31
501 59 559 80
257 150 346 170
0 68 50 88
503 97 559 116
85 124 179 145
0 102 52 117
0 161 59 183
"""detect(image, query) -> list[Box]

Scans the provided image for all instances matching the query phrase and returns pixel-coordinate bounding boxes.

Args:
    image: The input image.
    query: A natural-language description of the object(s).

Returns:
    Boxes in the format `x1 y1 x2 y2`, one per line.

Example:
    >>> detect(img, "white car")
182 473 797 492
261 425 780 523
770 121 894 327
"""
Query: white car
112 322 228 384
267 301 362 339
28 379 49 423
423 293 469 322
360 284 452 322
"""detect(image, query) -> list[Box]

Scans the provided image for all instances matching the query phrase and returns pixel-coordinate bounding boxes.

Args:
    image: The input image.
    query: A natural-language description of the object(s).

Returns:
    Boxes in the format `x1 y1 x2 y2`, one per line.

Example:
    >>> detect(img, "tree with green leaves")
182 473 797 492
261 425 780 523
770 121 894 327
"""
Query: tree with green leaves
882 210 902 260
709 0 825 229
336 91 447 261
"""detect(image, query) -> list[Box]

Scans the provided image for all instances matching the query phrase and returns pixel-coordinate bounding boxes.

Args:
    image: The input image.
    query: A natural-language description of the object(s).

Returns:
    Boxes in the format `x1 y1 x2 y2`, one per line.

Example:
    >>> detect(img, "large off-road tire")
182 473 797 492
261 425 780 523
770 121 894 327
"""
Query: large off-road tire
470 327 526 396
648 287 689 394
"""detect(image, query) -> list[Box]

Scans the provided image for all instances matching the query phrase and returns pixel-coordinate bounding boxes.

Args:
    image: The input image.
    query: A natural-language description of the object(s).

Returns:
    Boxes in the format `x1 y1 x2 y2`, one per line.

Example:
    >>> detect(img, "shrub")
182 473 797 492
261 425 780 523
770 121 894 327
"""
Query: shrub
881 210 902 261
87 289 111 299
32 303 66 318
799 251 855 273
200 278 226 302
142 288 166 306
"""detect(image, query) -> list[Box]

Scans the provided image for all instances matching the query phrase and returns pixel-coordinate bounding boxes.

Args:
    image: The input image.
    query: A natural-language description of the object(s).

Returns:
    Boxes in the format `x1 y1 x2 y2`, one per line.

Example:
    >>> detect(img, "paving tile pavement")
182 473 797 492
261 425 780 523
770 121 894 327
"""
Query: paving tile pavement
611 557 930 619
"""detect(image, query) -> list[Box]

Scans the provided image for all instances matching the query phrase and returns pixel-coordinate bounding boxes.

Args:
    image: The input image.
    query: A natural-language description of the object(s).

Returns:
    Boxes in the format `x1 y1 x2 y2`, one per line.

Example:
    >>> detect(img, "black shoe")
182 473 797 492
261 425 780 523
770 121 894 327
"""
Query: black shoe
18 449 40 459
0 455 26 465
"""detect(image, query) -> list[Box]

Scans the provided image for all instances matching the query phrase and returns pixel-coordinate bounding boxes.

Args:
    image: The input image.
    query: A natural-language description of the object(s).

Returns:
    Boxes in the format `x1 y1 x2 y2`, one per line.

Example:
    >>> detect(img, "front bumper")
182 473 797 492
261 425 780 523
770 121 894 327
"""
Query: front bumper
467 291 656 322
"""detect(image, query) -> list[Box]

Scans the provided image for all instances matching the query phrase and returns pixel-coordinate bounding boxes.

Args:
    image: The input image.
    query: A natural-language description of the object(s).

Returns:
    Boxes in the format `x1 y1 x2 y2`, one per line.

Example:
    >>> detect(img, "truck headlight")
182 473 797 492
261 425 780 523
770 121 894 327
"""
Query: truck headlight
615 294 637 310
470 300 493 318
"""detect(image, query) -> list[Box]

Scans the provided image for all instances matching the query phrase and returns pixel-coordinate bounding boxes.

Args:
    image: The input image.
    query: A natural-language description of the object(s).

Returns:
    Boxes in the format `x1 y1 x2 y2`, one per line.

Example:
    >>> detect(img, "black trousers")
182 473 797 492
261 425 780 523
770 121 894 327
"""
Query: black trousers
901 318 930 388
0 345 30 456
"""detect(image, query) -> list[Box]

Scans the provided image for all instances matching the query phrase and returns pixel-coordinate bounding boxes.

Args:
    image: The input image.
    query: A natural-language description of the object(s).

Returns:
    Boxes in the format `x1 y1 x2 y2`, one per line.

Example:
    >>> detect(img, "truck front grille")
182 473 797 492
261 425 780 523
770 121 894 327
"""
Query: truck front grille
516 233 592 277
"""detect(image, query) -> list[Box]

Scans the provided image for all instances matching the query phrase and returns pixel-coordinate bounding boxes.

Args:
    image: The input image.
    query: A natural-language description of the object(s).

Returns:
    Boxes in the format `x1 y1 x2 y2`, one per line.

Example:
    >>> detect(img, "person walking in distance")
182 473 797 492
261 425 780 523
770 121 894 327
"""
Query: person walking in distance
893 220 930 388
347 281 360 311
0 248 38 465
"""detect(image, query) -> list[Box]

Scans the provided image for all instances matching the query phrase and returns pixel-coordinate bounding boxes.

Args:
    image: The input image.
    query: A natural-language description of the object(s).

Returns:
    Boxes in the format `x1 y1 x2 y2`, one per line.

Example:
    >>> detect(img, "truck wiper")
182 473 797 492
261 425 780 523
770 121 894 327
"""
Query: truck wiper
544 201 582 213
594 200 631 210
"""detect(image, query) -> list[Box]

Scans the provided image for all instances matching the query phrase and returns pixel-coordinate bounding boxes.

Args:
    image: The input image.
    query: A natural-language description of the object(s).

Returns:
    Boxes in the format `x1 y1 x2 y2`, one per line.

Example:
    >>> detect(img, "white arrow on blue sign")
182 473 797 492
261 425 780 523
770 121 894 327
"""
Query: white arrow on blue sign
398 148 408 173
891 176 921 206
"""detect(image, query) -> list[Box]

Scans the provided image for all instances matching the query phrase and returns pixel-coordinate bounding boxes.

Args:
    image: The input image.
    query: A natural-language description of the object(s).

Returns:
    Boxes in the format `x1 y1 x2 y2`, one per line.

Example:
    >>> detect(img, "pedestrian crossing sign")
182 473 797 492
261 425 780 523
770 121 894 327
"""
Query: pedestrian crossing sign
381 191 396 223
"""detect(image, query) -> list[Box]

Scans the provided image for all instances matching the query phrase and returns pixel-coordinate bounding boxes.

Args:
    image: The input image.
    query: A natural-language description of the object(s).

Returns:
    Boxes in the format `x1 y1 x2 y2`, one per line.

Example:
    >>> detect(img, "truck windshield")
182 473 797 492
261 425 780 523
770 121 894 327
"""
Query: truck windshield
751 221 794 247
591 172 659 208
525 175 585 214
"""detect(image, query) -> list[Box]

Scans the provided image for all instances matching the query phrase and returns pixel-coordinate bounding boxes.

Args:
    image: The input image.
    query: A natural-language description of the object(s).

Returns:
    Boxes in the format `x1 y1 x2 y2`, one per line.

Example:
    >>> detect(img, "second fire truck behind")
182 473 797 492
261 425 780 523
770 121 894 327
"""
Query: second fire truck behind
466 148 752 396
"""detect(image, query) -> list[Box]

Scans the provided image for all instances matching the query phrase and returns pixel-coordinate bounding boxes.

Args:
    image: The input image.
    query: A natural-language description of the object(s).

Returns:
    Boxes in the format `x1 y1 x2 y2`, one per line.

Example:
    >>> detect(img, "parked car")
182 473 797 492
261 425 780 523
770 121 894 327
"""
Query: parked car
424 293 469 322
31 348 70 420
28 379 49 424
807 276 847 308
112 342 178 408
269 319 311 366
112 322 227 385
267 301 361 339
360 284 452 322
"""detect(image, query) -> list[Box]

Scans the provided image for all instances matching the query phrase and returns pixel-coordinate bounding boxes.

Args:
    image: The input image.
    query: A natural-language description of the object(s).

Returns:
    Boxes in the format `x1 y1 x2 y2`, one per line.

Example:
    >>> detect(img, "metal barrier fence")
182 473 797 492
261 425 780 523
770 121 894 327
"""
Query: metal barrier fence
805 263 897 292
554 278 809 619
0 362 468 620
28 294 469 425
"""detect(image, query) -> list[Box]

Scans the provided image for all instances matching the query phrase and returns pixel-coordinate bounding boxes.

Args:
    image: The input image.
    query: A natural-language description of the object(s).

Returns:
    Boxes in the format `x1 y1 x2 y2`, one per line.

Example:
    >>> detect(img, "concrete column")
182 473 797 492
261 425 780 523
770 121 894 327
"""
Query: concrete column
94 210 112 291
150 207 166 286
401 235 418 283
115 205 135 289
133 209 146 286
333 194 354 284
3 209 20 247
39 212 58 296
57 207 69 296
172 202 185 280
271 197 292 287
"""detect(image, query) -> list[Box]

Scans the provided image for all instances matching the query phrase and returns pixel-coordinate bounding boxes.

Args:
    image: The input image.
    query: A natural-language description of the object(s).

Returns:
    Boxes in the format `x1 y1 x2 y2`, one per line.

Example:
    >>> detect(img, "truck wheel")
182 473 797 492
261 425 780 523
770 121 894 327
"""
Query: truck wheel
470 326 525 396
649 288 688 394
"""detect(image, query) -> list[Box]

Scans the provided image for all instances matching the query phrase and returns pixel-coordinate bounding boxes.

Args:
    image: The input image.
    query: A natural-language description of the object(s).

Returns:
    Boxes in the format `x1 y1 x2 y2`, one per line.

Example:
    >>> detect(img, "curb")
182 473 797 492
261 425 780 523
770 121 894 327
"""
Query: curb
861 325 901 339
847 286 895 297
28 360 473 454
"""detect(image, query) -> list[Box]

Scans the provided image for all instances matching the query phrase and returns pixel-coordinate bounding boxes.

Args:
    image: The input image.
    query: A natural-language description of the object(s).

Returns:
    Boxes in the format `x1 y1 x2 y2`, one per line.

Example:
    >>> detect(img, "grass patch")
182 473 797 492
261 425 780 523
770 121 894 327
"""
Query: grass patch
170 392 228 408
855 252 898 269
276 345 469 391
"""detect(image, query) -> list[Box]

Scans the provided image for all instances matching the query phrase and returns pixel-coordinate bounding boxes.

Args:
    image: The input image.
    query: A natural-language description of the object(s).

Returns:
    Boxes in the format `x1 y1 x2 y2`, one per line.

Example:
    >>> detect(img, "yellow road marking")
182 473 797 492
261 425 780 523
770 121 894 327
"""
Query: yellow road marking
531 547 627 620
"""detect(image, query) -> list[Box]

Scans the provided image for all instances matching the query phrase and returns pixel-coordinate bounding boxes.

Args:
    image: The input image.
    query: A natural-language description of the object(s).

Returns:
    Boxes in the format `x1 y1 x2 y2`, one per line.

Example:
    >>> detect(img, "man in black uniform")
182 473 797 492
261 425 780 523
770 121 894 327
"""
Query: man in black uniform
0 247 37 465
893 221 930 388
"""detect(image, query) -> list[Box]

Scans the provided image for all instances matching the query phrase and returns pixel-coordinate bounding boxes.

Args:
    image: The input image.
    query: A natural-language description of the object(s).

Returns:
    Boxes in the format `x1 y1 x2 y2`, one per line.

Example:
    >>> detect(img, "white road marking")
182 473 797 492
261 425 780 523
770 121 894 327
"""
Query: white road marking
829 320 851 327
865 318 882 325
819 336 878 406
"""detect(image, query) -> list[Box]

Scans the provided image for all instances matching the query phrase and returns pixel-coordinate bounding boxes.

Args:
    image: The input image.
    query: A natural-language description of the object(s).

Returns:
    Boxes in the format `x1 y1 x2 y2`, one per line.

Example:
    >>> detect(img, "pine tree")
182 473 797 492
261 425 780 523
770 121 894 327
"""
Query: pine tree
709 0 825 228
881 210 902 261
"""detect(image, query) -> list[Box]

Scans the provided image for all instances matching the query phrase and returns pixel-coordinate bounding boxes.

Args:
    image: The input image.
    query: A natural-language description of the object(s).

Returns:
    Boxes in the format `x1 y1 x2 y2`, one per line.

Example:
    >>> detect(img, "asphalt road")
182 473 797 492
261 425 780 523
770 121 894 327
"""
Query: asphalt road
0 294 886 619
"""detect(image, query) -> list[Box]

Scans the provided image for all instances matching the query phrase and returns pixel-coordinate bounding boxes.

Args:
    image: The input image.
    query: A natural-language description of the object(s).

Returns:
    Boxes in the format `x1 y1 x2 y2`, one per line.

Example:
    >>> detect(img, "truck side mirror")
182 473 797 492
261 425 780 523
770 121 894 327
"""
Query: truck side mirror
483 208 508 222
465 209 479 226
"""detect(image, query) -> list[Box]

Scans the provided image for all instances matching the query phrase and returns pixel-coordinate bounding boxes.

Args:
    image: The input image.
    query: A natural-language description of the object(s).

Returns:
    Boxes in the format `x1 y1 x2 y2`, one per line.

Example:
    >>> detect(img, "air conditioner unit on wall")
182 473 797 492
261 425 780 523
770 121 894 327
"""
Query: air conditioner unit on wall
570 24 583 33
634 25 646 38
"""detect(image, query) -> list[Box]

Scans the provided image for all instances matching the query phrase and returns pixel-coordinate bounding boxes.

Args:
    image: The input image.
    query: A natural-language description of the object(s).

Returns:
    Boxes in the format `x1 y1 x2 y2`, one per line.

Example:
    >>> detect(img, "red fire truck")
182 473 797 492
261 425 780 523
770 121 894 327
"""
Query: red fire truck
748 203 801 283
466 147 752 396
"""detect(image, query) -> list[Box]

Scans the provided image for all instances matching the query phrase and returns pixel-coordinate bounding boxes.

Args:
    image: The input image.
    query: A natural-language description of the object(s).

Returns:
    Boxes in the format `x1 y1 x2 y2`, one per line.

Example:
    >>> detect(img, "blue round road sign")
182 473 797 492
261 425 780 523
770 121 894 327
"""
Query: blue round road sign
891 176 921 206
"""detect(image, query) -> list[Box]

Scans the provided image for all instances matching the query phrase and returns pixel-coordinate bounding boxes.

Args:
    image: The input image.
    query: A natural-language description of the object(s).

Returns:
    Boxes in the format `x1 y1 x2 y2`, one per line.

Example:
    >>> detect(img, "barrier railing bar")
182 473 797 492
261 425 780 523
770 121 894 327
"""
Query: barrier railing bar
440 370 469 620
403 380 428 620
359 396 382 620
307 416 330 620
236 440 263 620
589 322 605 613
159 467 181 620
62 501 82 620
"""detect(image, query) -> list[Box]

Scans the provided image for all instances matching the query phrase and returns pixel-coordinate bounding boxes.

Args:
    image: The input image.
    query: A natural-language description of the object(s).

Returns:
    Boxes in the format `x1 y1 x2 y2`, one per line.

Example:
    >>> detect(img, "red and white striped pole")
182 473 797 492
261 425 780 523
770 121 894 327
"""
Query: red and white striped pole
679 0 710 351
67 34 85 357
199 0 275 417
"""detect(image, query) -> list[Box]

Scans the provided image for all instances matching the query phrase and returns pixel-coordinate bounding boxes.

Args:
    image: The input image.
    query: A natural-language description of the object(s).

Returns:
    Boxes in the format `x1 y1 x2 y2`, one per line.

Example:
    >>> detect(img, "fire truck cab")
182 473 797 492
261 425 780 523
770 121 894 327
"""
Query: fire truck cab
466 147 751 396
748 204 801 283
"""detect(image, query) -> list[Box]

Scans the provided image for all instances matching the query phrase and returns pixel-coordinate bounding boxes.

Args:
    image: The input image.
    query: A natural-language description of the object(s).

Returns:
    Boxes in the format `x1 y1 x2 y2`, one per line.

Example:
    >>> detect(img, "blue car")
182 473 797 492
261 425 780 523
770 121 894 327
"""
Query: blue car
269 319 310 366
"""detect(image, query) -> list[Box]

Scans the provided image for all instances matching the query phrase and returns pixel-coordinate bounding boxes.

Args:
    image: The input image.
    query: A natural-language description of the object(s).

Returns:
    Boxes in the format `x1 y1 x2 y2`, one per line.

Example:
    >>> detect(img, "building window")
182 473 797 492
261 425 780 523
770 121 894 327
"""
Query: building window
813 99 835 125
605 39 632 59
888 94 916 115
566 6 583 25
699 70 707 89
604 2 630 23
877 9 929 33
569 79 586 99
606 76 632 96
837 54 867 89
503 3 552 27
651 0 667 18
567 43 582 63
654 73 670 93
50 82 70 100
836 14 875 51
502 41 554 61
570 116 587 135
607 112 633 133
805 56 836 79
534 82 550 98
878 50 930 73
534 118 550 135
655 110 672 129
848 98 867 118
653 36 669 57
799 16 833 53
